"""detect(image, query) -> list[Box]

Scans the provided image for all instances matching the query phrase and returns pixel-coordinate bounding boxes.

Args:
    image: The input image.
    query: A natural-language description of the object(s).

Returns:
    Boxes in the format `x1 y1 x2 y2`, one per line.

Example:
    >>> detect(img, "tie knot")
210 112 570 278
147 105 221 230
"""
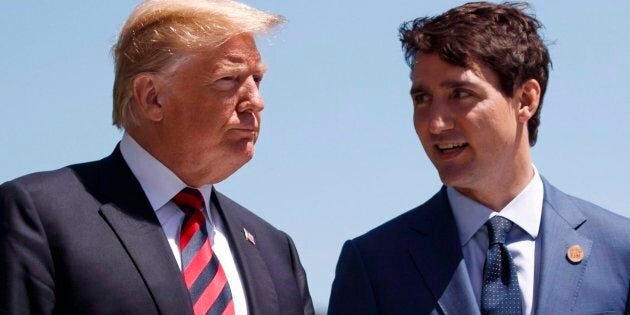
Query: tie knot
485 216 513 245
172 187 204 215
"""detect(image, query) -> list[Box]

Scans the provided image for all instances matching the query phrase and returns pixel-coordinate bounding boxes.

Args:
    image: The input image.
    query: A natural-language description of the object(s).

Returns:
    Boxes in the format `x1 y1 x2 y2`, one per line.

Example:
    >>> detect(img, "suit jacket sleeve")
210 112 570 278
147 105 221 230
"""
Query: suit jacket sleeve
0 180 56 315
328 240 378 315
286 233 315 315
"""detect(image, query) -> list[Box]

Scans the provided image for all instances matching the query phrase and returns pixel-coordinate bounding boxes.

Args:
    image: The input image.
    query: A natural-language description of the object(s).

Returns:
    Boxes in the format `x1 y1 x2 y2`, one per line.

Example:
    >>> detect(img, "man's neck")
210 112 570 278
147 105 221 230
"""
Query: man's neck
455 162 535 212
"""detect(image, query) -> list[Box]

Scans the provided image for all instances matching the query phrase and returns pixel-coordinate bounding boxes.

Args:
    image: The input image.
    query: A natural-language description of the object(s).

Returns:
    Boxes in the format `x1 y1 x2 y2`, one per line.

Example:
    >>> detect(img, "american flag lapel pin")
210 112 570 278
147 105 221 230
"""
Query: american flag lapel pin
243 228 256 245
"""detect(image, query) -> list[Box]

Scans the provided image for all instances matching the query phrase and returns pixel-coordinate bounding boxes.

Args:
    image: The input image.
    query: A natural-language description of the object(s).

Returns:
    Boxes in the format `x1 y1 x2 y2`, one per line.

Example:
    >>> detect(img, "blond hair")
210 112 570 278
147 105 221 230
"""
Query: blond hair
111 0 284 128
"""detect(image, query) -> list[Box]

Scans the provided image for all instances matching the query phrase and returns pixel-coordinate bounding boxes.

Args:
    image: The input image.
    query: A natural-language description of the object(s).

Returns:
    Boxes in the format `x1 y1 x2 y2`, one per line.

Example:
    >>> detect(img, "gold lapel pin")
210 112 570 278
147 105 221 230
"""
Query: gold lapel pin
243 228 256 245
566 245 584 264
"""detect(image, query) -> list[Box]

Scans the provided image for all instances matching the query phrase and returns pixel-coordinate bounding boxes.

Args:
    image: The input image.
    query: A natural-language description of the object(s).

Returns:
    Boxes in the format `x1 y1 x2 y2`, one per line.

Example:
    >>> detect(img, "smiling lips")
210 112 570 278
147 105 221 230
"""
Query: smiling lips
435 142 468 159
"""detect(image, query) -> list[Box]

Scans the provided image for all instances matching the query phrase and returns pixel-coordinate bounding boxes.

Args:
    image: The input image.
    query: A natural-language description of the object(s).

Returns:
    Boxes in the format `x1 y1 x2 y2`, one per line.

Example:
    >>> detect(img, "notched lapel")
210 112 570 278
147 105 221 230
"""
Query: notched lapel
408 188 480 315
94 146 192 315
212 190 279 315
100 203 192 315
536 181 592 314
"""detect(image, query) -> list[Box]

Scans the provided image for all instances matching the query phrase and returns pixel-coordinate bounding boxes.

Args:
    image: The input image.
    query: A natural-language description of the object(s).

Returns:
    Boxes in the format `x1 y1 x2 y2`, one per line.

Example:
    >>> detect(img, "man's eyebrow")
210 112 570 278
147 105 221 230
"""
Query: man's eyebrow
410 80 472 94
410 84 427 95
440 80 470 89
212 61 268 75
255 62 268 74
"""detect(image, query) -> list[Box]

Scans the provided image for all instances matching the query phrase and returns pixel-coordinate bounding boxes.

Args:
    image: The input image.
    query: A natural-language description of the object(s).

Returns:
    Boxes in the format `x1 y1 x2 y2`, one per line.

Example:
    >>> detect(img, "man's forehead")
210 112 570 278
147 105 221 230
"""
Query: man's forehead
412 54 491 85
189 34 261 63
184 43 265 72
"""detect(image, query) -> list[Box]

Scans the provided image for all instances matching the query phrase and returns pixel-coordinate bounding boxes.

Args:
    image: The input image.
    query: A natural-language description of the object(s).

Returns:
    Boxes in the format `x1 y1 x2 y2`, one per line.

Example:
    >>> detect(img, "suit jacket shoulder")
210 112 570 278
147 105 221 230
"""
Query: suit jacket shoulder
1 150 191 315
351 187 451 247
537 180 630 314
329 187 474 315
546 181 630 240
212 190 314 315
214 190 285 240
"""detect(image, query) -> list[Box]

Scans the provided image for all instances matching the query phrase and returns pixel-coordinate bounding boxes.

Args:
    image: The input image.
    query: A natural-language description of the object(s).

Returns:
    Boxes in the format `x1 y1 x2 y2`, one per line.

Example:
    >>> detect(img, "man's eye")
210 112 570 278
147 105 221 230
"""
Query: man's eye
452 89 472 99
413 93 431 106
214 76 239 90
219 76 238 82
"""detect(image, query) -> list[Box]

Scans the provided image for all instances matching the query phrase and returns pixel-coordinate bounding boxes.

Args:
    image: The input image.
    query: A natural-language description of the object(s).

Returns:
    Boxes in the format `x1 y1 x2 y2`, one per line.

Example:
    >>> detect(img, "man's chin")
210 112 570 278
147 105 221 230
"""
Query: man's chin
237 141 256 158
229 145 255 168
437 168 468 188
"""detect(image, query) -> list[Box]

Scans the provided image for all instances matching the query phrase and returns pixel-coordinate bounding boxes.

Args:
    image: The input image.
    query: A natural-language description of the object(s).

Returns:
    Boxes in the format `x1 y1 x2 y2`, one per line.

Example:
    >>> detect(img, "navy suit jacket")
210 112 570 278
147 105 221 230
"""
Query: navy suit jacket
0 146 314 315
329 180 630 314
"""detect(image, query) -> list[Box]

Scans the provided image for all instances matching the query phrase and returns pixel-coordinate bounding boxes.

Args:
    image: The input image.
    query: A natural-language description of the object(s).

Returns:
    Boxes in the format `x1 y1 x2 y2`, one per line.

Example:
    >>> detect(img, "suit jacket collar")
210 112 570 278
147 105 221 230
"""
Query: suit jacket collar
408 187 480 315
212 189 279 315
535 178 591 314
91 146 282 315
406 179 592 314
94 145 193 314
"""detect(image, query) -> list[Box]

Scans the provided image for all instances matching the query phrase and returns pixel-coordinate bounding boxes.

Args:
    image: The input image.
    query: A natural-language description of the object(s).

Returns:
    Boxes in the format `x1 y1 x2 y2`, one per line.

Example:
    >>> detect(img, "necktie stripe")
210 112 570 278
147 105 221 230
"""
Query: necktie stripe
207 282 234 315
183 239 214 286
220 300 235 315
182 226 210 268
172 187 233 315
181 211 206 250
188 253 221 303
193 262 229 315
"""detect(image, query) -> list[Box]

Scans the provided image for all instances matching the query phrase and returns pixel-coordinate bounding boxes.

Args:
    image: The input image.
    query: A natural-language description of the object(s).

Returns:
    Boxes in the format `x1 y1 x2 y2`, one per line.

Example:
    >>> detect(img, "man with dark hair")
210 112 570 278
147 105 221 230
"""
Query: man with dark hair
328 2 630 314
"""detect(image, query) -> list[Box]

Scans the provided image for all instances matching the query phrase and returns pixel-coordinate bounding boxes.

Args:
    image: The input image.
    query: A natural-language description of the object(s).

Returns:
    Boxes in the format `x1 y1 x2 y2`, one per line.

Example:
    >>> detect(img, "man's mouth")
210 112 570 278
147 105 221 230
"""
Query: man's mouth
435 142 468 155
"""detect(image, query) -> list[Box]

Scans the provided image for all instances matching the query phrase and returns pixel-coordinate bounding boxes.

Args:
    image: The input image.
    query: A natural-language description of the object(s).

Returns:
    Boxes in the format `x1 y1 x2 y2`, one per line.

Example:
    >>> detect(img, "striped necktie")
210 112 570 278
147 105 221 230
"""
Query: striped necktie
172 188 235 315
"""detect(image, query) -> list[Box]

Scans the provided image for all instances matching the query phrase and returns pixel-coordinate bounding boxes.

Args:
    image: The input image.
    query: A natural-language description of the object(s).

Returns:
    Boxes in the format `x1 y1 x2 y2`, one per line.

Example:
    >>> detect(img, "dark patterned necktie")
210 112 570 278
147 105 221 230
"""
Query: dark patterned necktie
480 216 522 315
172 188 235 315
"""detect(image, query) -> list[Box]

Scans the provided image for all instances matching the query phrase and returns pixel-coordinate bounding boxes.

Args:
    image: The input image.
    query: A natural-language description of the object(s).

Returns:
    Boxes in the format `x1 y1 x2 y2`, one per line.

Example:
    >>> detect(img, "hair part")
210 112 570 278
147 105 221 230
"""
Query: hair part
112 0 284 128
399 1 551 146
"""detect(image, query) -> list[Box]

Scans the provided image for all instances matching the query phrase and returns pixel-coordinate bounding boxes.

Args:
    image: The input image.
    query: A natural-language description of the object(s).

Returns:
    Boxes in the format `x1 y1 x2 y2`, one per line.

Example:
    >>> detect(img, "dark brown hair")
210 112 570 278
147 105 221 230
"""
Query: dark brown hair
400 1 551 146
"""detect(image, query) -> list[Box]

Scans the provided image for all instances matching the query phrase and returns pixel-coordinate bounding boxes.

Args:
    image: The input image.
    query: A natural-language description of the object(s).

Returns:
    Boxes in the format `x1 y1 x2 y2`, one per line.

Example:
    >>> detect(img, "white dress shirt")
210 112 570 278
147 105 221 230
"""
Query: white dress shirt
120 133 248 315
448 165 543 315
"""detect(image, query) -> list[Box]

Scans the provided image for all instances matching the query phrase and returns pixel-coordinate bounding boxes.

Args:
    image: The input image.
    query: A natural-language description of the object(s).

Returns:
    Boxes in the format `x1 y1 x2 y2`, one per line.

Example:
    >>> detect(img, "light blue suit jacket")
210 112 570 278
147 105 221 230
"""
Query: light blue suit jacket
329 179 630 314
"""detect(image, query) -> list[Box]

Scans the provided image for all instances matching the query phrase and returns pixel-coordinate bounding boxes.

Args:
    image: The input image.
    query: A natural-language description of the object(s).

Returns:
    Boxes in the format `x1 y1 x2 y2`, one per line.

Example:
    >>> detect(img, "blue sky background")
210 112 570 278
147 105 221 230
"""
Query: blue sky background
2 1 629 311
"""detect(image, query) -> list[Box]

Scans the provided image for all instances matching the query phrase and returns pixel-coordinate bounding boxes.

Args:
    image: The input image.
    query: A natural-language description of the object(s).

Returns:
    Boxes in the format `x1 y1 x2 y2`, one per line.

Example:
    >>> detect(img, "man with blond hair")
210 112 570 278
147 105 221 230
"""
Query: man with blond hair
0 1 314 314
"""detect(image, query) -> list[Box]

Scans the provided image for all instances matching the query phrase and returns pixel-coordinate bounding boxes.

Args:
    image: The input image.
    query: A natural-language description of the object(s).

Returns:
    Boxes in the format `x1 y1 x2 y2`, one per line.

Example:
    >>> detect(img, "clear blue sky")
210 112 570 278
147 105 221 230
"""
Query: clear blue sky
2 1 629 311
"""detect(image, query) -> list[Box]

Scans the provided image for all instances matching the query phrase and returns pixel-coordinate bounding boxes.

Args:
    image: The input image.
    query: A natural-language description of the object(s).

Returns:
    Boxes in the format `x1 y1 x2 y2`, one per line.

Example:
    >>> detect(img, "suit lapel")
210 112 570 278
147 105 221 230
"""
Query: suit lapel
212 190 279 315
535 180 591 314
408 188 480 315
96 147 193 315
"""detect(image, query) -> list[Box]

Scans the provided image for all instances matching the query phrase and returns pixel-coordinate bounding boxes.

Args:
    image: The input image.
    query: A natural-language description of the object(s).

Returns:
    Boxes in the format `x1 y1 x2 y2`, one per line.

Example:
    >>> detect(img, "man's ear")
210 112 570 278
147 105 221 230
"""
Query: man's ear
516 79 541 123
131 74 164 122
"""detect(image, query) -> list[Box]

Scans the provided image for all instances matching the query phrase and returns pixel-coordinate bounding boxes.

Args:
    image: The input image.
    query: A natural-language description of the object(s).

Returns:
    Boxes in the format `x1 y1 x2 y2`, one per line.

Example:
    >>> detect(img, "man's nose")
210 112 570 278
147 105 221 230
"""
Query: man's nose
427 101 454 134
237 76 264 113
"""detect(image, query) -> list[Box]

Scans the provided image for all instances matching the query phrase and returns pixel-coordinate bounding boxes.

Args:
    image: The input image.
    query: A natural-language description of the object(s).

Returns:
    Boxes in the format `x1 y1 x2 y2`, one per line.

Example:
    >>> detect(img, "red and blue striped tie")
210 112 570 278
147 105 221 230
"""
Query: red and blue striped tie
173 188 235 315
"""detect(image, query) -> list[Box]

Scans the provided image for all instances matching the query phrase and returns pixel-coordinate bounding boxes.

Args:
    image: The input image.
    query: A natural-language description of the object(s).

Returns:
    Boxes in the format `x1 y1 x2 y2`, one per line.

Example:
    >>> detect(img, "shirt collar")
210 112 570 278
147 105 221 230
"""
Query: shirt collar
447 165 544 246
119 133 213 212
